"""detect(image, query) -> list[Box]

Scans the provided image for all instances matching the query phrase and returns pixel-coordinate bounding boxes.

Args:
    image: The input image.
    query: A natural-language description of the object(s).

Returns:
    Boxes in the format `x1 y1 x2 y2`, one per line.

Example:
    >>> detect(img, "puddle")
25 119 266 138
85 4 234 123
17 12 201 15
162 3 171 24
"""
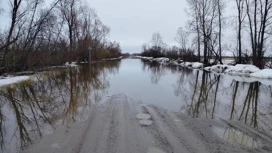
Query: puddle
213 126 259 148
139 120 153 126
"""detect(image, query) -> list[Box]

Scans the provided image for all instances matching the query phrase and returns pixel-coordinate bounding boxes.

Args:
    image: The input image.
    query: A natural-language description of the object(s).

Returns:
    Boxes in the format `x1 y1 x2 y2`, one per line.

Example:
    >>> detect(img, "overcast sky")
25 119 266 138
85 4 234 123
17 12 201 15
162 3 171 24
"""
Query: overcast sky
89 0 188 53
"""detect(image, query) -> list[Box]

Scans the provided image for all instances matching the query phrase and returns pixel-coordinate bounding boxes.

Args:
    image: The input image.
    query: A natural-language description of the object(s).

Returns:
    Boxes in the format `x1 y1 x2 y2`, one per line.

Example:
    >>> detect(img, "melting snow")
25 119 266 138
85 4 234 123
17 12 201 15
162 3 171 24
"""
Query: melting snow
136 56 272 79
65 62 77 67
225 64 260 74
136 113 151 120
191 62 204 69
139 120 153 126
0 76 30 87
210 65 229 73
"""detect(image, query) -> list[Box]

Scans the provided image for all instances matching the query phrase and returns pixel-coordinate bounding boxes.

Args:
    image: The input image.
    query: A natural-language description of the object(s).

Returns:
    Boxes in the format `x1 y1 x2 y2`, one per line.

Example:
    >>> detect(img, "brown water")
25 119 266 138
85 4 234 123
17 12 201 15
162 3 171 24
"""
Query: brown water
0 59 272 152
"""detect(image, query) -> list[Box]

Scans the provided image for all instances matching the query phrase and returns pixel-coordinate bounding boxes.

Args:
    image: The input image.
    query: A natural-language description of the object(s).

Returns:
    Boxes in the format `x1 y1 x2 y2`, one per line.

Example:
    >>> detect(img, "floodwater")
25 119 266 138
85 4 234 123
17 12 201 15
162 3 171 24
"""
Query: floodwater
213 126 259 148
0 59 272 152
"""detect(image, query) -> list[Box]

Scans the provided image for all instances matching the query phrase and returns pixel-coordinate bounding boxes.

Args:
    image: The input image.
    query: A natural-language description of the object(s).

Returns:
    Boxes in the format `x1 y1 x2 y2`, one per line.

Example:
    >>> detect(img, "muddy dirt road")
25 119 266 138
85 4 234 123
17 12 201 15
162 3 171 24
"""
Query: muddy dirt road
24 94 272 153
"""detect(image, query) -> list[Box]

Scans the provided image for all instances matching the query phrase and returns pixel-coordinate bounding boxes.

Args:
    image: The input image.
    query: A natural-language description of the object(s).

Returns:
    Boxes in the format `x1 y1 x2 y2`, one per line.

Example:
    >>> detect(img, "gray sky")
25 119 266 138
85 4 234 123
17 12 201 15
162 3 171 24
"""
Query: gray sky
89 0 188 53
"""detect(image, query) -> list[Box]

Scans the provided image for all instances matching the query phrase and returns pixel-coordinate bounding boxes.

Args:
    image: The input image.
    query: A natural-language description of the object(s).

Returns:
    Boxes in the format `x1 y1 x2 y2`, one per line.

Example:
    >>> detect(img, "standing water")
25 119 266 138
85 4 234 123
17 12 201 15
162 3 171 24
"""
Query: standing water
0 59 272 152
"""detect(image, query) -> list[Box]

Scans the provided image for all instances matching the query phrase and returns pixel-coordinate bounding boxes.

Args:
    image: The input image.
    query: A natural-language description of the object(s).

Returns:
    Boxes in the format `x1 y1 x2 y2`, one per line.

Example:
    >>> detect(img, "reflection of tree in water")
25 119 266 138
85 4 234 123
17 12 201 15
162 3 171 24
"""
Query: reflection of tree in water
174 69 272 134
141 60 194 85
238 82 260 128
143 62 271 135
173 68 194 103
141 61 166 84
189 75 261 122
188 72 221 118
0 61 120 152
227 81 261 128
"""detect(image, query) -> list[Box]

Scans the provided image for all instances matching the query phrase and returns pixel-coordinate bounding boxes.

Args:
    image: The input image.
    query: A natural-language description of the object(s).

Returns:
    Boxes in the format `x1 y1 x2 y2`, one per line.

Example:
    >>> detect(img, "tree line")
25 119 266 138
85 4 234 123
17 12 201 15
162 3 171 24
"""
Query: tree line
0 0 121 73
141 32 198 62
141 0 272 68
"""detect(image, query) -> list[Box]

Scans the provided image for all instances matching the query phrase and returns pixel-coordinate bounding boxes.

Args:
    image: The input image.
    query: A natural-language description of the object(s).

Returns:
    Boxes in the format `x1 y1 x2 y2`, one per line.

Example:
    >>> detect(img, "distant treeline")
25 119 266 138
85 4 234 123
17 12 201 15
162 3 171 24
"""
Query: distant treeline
141 46 198 62
141 33 198 62
0 0 121 73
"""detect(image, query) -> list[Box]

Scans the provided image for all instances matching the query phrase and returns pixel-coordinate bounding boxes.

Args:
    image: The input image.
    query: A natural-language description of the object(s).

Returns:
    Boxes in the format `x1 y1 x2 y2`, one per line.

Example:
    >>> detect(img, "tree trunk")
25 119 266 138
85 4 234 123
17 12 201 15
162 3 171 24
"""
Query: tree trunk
218 0 223 64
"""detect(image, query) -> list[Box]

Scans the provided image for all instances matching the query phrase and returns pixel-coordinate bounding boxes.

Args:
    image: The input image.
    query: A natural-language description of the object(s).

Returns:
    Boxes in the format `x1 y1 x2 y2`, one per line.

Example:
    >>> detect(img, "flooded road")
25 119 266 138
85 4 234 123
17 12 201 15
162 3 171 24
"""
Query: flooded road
0 59 272 152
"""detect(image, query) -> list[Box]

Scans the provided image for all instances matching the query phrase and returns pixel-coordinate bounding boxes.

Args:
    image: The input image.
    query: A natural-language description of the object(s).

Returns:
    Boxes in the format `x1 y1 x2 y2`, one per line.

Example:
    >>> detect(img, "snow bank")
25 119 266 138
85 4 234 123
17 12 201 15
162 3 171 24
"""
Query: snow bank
210 65 229 73
153 57 170 63
65 62 77 67
136 113 151 120
204 66 211 71
185 62 192 67
0 76 30 87
225 64 260 75
135 56 154 60
206 64 260 75
135 56 272 79
250 69 272 79
171 60 179 66
180 62 192 67
191 62 204 69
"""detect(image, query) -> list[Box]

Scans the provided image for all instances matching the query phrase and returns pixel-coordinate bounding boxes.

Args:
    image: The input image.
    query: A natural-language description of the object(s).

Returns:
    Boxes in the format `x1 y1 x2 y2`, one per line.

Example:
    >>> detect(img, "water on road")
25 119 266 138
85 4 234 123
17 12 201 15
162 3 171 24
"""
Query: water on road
0 59 272 153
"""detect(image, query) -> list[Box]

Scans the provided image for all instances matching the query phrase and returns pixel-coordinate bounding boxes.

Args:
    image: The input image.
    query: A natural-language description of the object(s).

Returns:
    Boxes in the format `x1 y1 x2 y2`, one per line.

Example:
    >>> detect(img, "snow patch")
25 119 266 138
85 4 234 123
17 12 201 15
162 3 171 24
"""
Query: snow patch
225 64 260 75
180 62 192 67
136 113 151 120
139 119 153 126
153 57 170 63
0 76 30 87
135 56 272 80
171 61 179 66
185 62 192 67
65 62 77 67
210 65 229 73
192 62 203 69
204 66 211 71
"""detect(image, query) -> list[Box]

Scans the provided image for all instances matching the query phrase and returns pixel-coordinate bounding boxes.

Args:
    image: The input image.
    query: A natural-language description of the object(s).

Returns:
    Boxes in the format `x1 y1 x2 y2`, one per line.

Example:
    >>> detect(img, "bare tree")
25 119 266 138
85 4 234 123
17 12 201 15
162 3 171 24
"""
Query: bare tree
151 32 165 49
187 0 219 64
175 27 189 51
217 0 225 64
0 0 120 73
245 0 272 68
0 0 25 69
186 0 201 62
176 27 194 59
58 0 79 63
235 0 246 64
140 32 166 58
